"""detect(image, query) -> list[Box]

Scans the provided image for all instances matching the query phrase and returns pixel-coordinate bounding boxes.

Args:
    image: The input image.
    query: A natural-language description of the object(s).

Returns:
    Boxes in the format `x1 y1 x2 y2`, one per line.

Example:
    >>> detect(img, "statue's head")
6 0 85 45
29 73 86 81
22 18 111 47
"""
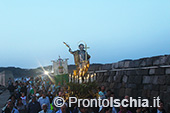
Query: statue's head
79 44 84 51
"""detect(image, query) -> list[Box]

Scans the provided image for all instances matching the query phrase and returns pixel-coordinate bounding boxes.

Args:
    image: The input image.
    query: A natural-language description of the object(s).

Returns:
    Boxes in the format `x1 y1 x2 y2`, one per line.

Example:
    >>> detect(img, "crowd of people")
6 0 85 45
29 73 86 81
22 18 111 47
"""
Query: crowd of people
1 76 167 113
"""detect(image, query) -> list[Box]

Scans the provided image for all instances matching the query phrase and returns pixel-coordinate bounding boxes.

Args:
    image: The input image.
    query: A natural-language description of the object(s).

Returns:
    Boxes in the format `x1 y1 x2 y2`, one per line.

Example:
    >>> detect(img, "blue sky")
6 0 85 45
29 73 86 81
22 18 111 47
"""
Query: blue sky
0 0 170 68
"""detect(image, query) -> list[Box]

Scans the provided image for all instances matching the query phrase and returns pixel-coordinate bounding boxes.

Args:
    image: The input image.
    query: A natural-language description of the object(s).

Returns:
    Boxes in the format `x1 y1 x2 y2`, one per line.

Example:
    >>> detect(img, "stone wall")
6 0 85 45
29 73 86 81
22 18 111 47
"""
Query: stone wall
94 55 170 111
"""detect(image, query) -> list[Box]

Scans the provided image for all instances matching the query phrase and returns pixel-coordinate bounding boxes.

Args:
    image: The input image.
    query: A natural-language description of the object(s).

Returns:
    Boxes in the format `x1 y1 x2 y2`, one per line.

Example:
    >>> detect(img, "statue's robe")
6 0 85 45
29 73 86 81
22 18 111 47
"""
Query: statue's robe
70 50 90 66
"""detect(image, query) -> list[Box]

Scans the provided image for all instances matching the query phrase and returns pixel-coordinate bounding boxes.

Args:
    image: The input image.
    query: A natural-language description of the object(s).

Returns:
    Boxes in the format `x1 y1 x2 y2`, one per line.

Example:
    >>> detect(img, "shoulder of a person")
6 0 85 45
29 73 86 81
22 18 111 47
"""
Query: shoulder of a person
39 97 43 99
56 110 60 113
13 108 19 112
46 96 50 99
74 50 79 53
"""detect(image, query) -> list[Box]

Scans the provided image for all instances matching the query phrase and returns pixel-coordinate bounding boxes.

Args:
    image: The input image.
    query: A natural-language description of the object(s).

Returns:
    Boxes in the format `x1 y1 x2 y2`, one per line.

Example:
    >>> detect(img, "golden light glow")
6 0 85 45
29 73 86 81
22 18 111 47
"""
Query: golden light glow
44 71 49 75
37 61 55 84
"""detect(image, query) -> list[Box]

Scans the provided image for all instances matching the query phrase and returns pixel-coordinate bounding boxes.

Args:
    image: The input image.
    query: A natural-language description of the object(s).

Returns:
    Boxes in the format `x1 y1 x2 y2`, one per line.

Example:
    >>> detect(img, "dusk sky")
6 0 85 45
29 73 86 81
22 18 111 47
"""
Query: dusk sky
0 0 170 68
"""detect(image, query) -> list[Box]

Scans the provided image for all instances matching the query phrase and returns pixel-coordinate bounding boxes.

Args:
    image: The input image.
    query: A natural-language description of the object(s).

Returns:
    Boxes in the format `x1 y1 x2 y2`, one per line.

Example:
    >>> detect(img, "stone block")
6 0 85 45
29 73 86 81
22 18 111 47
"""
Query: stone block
152 76 158 84
153 58 160 65
114 83 121 89
119 88 125 97
150 91 159 98
121 82 126 88
106 76 111 82
110 71 116 76
159 56 167 65
165 103 170 113
97 75 104 82
118 61 124 68
143 76 151 84
103 75 109 82
129 61 135 68
166 76 170 85
109 83 115 89
152 85 160 91
126 70 136 76
149 69 155 75
140 59 147 67
104 72 108 76
102 64 112 70
133 60 142 67
157 76 166 85
101 82 109 88
122 75 128 83
134 76 142 84
116 71 124 76
136 90 143 97
112 63 116 69
124 61 131 68
165 68 170 75
166 55 170 65
128 76 134 83
109 75 114 83
149 68 165 75
146 58 153 66
127 84 137 89
159 92 164 100
144 85 152 90
114 63 119 69
137 84 143 89
167 86 170 92
131 89 139 98
114 75 122 82
160 85 167 91
128 76 142 84
142 90 150 98
136 69 149 75
150 75 165 85
125 88 132 96
163 92 170 104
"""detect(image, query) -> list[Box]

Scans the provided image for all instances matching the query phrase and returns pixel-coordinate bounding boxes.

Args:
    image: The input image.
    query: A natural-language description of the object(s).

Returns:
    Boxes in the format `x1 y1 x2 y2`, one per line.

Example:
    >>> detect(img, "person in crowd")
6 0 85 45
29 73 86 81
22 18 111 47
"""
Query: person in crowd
20 83 27 96
118 105 132 113
38 92 51 110
20 92 27 106
98 85 106 99
78 104 88 113
38 104 53 113
105 89 111 98
56 104 66 113
10 95 17 107
99 97 117 113
4 99 19 113
142 107 150 113
151 100 166 113
8 82 15 96
136 107 142 113
16 98 26 113
105 107 113 113
27 96 41 113
124 95 136 113
47 90 54 104
8 78 12 86
52 91 63 111
68 97 78 113
29 84 35 96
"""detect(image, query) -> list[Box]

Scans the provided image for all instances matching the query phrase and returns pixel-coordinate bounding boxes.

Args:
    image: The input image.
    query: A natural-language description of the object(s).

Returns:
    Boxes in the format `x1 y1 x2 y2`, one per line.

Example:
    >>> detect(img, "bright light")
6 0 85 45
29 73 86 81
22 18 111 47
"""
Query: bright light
44 71 49 75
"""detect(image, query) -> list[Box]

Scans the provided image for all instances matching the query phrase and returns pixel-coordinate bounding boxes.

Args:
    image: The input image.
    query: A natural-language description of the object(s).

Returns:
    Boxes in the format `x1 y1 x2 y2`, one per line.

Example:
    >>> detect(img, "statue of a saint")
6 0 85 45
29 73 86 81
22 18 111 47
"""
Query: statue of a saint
64 42 90 77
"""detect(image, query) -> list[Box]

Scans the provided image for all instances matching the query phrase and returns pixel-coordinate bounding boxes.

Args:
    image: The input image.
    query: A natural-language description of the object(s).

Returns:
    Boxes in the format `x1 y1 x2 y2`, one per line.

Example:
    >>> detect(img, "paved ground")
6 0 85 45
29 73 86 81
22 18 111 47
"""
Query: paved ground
0 90 10 113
